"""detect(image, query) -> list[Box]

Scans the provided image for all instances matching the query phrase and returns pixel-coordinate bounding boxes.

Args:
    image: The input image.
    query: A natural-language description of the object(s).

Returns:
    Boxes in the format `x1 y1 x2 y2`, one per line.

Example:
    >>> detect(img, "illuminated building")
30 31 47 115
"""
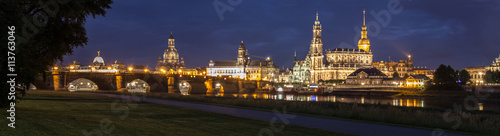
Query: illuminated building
293 11 373 83
63 51 124 73
207 41 279 80
405 74 430 88
372 56 414 78
463 67 486 84
291 51 311 83
345 68 387 85
463 54 500 84
486 54 500 72
156 32 185 71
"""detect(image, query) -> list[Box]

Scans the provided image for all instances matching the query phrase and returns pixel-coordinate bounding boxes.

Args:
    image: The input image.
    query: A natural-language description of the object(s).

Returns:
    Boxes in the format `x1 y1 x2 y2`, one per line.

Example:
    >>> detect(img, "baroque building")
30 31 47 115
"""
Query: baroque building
463 54 500 84
372 56 414 78
156 33 185 71
207 41 279 81
292 11 373 84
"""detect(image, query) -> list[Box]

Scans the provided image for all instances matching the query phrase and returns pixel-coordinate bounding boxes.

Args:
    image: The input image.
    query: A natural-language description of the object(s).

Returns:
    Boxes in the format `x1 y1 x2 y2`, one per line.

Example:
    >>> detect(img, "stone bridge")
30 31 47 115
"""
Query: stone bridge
34 71 268 94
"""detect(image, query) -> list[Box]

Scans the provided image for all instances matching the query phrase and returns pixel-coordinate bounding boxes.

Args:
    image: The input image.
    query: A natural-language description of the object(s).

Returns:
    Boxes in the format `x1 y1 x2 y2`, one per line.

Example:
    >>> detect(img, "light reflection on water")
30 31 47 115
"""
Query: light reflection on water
200 93 497 111
204 93 425 108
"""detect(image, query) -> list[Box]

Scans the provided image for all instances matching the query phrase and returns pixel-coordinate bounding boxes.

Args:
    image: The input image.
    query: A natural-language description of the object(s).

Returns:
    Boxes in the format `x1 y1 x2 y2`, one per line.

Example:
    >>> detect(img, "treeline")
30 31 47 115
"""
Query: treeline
484 70 500 83
427 64 470 90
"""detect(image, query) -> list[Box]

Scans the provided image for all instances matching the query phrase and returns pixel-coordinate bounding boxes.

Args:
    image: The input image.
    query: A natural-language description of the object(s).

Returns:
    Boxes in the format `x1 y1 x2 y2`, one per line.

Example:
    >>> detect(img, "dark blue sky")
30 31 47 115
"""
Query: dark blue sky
63 0 500 70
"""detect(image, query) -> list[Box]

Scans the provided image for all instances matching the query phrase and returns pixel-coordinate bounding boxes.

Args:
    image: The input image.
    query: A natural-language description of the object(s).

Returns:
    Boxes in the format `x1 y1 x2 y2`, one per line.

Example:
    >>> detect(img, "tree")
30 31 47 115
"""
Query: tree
429 64 462 91
458 69 471 85
484 70 500 83
1 0 113 107
403 73 410 79
433 64 457 85
392 71 400 78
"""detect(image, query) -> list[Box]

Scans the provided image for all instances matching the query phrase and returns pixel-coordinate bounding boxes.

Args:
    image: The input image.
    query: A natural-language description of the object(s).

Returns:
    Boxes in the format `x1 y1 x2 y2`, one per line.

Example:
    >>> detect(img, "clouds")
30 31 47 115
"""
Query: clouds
62 0 499 70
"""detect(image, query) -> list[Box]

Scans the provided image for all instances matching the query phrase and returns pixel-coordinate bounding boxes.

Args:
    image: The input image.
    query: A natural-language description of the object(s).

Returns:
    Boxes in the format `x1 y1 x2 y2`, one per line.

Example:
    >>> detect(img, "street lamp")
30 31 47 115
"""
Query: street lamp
128 67 133 72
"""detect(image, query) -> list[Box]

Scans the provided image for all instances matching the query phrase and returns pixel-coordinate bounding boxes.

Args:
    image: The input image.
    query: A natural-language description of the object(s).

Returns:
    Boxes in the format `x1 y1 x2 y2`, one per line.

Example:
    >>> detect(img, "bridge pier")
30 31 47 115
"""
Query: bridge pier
116 73 125 92
52 71 65 91
167 76 178 93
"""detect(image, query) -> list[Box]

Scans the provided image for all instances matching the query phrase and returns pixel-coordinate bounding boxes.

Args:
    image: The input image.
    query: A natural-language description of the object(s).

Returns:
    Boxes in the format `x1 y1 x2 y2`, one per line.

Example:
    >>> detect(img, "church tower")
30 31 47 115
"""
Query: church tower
358 10 371 52
309 12 324 68
237 41 248 66
164 32 180 65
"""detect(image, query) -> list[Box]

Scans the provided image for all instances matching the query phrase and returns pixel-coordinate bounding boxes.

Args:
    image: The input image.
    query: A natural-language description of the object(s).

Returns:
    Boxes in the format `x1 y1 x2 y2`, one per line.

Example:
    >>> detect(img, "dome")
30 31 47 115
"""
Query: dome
358 38 370 45
93 51 105 65
93 56 104 65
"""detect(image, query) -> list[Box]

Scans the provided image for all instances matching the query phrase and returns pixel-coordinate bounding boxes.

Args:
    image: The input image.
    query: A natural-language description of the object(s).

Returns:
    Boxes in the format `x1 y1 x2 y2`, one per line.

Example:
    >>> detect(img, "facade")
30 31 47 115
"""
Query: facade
345 68 388 85
405 74 430 88
291 51 311 83
65 51 125 73
462 54 500 84
156 33 185 71
292 11 373 84
463 67 486 84
372 57 414 78
486 54 500 72
207 41 279 81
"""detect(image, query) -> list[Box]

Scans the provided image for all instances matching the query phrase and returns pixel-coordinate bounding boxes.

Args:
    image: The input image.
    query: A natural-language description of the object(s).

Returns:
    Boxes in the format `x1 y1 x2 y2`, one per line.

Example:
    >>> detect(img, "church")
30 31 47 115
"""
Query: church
292 11 373 84
156 33 185 71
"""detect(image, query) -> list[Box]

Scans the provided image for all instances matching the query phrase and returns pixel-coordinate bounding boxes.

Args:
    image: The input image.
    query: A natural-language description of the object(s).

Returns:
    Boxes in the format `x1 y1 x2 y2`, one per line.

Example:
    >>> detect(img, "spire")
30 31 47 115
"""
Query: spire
97 51 100 56
316 11 319 21
169 32 174 39
357 9 370 52
363 9 366 26
294 50 296 57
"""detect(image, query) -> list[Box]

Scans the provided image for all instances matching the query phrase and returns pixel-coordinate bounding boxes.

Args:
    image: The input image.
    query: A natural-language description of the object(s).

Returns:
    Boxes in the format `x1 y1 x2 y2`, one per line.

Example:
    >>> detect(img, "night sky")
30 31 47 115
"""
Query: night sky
62 0 500 70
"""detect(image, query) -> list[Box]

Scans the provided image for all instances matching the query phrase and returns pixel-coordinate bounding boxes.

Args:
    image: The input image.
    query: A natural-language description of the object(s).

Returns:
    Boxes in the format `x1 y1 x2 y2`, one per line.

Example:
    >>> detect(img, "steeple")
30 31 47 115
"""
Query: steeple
358 10 371 52
309 11 324 69
293 51 297 62
168 32 175 48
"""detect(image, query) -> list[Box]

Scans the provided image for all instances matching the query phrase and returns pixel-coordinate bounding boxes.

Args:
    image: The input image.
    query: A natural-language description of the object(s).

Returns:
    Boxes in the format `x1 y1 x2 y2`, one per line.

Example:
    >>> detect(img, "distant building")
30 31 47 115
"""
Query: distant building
462 54 500 85
345 68 388 85
207 41 279 81
65 51 124 73
372 57 413 78
291 51 311 83
156 32 185 71
486 54 500 72
292 11 373 84
405 74 430 88
278 68 292 83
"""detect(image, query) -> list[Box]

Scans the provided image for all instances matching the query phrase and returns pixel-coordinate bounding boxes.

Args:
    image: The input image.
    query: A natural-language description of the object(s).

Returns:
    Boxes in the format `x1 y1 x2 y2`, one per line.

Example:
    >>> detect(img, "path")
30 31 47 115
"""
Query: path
90 93 472 136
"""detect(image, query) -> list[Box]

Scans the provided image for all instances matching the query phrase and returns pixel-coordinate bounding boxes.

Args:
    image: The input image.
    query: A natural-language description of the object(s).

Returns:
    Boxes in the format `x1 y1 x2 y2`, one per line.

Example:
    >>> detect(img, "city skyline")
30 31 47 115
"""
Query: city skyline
62 0 500 70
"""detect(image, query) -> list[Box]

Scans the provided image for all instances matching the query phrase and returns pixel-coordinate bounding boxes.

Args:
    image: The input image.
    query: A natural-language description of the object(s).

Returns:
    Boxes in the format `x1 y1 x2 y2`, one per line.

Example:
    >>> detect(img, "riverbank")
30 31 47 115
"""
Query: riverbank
0 91 346 136
101 91 499 135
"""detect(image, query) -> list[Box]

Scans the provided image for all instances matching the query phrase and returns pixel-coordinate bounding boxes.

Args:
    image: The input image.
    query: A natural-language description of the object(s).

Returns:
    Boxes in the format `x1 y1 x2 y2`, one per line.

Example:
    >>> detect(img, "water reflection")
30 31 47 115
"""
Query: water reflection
203 93 426 108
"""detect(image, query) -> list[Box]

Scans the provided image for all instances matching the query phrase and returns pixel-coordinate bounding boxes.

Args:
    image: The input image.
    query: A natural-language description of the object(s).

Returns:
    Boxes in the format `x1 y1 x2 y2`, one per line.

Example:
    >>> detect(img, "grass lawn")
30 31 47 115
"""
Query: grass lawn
0 91 349 136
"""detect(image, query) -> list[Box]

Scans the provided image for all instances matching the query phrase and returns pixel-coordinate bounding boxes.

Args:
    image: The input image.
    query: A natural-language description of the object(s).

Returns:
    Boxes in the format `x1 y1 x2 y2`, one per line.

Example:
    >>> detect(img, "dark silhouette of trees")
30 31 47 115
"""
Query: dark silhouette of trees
1 0 113 107
458 69 471 85
484 70 500 83
428 64 462 90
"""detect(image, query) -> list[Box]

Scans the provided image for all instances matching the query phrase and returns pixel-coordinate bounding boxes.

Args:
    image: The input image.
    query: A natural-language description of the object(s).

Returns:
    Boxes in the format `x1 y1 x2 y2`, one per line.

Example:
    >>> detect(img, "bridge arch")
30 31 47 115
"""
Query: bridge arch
68 78 98 92
126 79 150 93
